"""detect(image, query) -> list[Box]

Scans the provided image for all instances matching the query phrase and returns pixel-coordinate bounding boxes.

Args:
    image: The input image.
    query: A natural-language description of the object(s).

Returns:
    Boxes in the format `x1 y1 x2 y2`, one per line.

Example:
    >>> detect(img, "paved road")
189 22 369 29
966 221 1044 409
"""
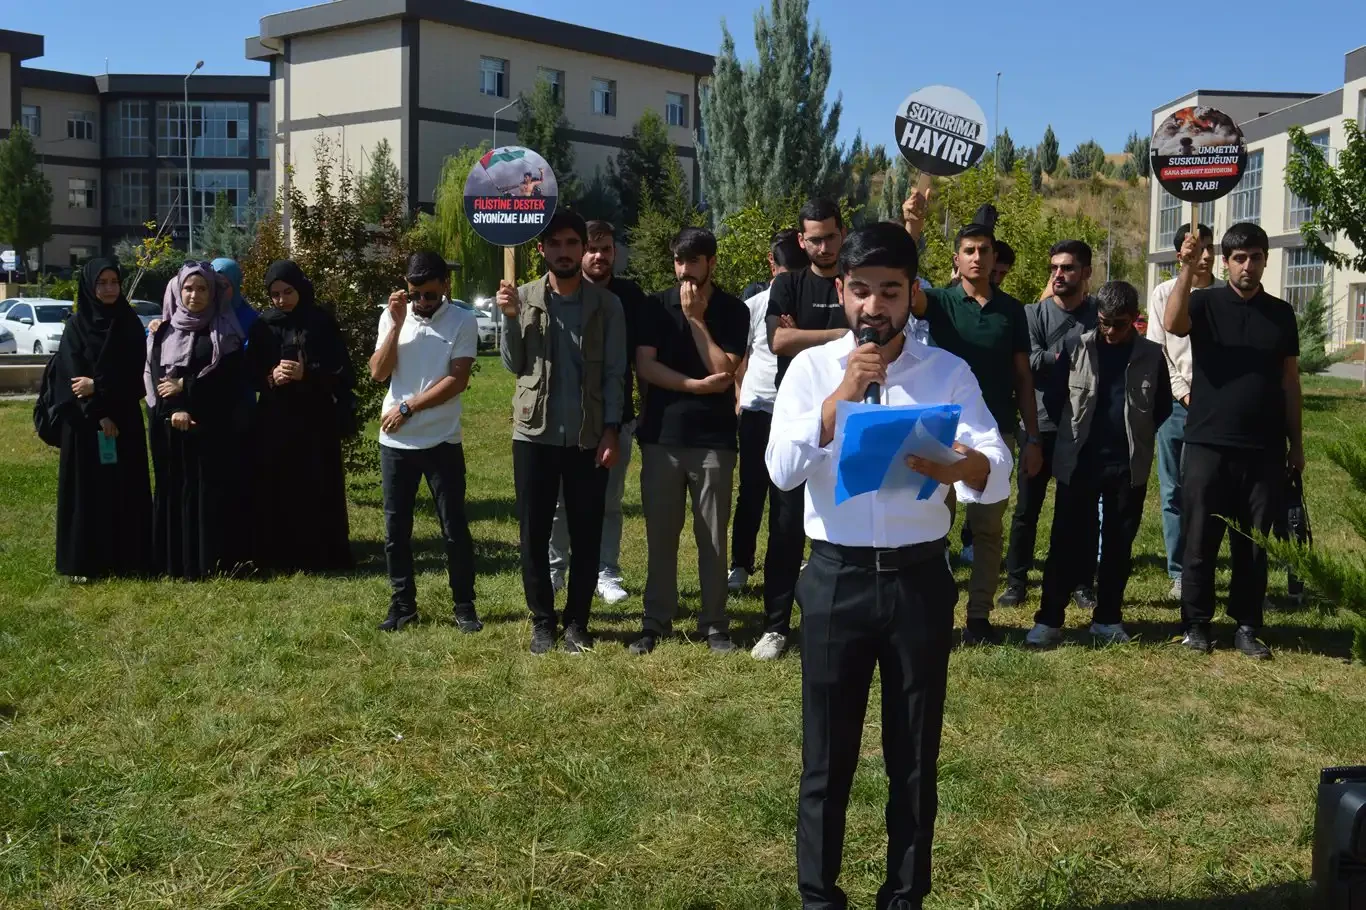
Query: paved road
1326 361 1365 382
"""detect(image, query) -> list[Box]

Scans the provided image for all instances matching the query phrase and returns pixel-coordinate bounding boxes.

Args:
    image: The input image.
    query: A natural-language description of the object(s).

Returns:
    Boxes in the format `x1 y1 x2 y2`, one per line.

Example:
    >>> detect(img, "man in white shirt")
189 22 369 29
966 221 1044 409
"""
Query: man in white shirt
369 252 479 632
729 230 807 609
767 223 1011 910
1146 223 1220 600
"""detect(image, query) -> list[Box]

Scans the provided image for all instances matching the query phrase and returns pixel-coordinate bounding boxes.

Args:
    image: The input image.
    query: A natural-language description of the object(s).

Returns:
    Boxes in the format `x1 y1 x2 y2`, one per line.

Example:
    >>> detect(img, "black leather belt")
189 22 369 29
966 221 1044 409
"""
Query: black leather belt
810 538 946 573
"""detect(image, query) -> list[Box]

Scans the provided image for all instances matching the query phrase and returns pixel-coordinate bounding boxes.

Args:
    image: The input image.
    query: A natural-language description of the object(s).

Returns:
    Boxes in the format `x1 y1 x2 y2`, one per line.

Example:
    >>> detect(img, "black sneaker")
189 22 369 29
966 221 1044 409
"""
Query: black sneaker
628 633 657 655
997 583 1026 608
707 632 737 653
1234 625 1272 660
961 617 1001 646
1180 623 1213 654
453 603 483 634
1072 587 1098 611
563 624 594 654
530 624 555 655
378 602 418 632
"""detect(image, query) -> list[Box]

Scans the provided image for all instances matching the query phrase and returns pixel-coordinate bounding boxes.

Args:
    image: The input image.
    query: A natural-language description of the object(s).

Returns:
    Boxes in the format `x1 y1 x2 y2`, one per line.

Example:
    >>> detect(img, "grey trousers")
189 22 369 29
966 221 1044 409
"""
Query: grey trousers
549 419 635 578
640 443 736 637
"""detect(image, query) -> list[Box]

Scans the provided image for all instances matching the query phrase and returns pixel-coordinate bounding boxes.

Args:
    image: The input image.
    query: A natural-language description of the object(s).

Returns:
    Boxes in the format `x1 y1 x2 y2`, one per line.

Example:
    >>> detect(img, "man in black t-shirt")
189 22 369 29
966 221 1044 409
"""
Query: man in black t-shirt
757 197 849 660
1162 222 1303 660
631 227 749 655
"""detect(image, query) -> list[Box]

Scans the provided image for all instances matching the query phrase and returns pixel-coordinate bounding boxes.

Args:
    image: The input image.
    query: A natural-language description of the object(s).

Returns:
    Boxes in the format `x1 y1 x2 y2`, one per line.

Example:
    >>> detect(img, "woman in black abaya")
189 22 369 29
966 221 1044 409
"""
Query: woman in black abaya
147 262 250 579
245 260 355 572
51 259 153 579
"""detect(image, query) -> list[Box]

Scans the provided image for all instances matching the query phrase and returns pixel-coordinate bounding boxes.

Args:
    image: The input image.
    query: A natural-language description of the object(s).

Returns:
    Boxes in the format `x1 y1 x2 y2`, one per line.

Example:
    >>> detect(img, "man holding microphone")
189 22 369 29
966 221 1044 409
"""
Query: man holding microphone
767 222 1012 909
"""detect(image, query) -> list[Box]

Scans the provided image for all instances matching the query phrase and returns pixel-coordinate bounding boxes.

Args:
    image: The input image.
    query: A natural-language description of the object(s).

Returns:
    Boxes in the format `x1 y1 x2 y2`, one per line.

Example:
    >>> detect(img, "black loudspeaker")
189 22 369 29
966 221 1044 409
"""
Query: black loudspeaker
1314 766 1366 908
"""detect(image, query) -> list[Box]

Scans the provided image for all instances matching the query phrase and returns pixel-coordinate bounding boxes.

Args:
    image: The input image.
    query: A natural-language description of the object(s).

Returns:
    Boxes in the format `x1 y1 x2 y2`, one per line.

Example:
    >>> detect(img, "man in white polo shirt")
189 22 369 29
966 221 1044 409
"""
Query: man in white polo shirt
369 251 480 633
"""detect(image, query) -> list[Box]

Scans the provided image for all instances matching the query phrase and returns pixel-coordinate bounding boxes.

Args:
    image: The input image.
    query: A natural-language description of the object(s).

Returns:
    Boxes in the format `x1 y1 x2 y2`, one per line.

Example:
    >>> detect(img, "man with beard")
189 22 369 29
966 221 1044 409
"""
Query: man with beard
630 227 749 655
757 197 849 660
547 220 648 604
497 210 627 655
1162 222 1301 659
767 222 1011 909
998 240 1100 609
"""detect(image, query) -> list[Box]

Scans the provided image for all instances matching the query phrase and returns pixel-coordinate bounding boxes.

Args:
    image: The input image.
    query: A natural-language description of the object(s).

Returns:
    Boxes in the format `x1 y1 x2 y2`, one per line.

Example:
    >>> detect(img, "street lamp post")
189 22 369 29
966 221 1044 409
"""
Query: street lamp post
491 99 517 149
185 59 204 254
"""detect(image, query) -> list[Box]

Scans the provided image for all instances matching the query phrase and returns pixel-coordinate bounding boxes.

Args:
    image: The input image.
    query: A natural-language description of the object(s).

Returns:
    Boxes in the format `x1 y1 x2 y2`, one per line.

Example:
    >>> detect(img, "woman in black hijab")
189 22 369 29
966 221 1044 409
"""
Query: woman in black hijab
51 259 153 579
246 260 356 572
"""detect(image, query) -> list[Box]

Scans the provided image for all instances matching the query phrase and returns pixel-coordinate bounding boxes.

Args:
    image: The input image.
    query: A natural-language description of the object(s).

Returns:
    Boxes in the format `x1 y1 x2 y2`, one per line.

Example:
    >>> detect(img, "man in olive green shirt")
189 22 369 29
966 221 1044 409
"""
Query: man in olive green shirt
909 221 1044 645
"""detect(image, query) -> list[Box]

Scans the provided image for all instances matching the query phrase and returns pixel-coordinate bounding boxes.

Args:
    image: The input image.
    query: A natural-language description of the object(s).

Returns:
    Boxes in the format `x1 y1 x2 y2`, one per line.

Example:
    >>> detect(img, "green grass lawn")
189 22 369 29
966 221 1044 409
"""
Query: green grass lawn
1 362 1365 909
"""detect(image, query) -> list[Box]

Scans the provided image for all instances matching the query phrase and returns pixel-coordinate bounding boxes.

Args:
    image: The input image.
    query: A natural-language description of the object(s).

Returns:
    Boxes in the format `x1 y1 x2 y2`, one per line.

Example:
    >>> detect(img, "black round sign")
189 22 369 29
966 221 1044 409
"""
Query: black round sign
1150 106 1247 203
462 146 559 247
893 85 989 177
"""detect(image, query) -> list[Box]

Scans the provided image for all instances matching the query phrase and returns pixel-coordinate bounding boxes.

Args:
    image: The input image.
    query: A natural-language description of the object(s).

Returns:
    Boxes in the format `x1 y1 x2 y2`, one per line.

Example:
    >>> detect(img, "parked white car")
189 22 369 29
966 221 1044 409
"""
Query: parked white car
3 299 73 354
0 322 15 354
0 298 18 317
472 308 497 348
131 300 161 333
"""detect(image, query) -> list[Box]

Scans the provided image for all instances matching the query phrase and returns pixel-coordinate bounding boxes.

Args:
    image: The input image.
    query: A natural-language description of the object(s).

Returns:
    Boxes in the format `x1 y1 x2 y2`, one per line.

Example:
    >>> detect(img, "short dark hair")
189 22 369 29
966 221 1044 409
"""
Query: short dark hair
771 229 808 271
1095 280 1139 319
1174 222 1214 252
671 226 717 260
1222 222 1269 258
544 209 588 245
995 239 1015 267
1049 239 1093 268
406 250 450 285
586 219 616 242
798 197 843 232
838 221 920 280
955 223 994 250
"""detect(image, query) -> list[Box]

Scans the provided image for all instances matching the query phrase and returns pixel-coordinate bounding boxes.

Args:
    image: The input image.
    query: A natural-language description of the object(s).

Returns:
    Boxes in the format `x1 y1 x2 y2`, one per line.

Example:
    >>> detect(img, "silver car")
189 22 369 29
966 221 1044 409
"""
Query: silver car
3 299 73 354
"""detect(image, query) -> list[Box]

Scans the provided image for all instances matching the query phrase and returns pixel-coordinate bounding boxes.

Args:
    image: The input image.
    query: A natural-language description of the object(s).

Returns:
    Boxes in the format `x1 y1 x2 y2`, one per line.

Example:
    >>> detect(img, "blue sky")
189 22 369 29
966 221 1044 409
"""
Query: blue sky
12 0 1365 157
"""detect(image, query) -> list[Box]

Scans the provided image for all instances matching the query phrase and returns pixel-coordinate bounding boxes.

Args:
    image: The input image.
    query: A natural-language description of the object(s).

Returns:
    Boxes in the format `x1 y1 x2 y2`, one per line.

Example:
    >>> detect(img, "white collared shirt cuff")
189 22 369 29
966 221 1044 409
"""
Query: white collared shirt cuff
952 435 1013 505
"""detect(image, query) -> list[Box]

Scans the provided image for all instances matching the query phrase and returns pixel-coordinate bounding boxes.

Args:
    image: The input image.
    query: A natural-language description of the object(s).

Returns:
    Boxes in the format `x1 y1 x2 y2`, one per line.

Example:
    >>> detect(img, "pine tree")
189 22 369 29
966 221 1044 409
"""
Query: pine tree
996 128 1016 173
358 138 405 224
876 158 912 223
197 191 254 260
625 152 699 293
1125 131 1151 179
517 78 581 204
1030 157 1044 193
0 126 53 268
1039 125 1060 176
698 0 843 224
608 109 674 229
240 195 288 306
841 134 889 225
1295 285 1343 374
1068 140 1107 179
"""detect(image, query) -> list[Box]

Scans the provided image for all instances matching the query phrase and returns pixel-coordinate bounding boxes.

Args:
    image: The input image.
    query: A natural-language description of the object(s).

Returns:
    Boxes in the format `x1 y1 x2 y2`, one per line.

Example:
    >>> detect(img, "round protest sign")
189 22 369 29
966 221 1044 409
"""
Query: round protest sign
463 146 559 246
893 85 989 177
1149 107 1247 203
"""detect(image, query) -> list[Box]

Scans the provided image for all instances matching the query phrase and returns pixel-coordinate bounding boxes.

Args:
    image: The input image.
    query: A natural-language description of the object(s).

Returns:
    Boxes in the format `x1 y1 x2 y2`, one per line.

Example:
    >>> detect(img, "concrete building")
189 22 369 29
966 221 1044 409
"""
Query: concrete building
246 0 713 229
1148 45 1366 350
0 29 270 273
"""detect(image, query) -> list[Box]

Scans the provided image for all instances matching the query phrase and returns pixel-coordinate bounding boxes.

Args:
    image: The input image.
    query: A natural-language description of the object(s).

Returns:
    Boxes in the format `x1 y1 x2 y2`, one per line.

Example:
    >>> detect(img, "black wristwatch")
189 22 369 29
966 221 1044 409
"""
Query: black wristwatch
398 401 412 418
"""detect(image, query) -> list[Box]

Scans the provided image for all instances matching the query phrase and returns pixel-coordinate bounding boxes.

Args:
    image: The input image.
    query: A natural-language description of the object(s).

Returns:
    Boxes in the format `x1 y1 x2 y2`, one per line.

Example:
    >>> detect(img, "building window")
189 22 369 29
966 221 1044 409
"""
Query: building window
1227 149 1262 225
1287 131 1330 229
592 78 616 116
21 105 40 136
67 111 96 142
68 177 97 210
106 100 150 157
157 169 252 227
666 92 689 128
69 246 95 268
256 102 270 159
537 67 563 104
107 170 149 225
1284 247 1325 312
480 57 508 98
1157 188 1181 251
156 101 250 159
1353 284 1366 343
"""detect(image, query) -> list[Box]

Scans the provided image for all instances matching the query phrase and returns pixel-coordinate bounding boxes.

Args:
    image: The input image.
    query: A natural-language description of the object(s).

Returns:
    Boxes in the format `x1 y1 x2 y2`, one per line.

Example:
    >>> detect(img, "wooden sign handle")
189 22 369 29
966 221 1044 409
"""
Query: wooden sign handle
915 172 932 194
503 246 516 285
1191 206 1199 238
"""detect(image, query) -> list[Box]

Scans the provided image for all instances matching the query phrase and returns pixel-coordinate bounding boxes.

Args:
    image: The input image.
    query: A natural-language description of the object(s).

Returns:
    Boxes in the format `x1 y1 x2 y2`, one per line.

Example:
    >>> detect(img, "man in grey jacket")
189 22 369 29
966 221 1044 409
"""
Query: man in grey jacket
998 240 1099 609
1027 281 1171 647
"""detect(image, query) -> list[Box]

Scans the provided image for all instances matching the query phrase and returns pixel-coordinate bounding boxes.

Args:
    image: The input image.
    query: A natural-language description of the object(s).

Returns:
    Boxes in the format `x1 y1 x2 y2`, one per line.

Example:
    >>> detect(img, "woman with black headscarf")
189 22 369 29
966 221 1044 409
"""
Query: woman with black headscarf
147 261 250 579
50 259 153 579
245 260 356 572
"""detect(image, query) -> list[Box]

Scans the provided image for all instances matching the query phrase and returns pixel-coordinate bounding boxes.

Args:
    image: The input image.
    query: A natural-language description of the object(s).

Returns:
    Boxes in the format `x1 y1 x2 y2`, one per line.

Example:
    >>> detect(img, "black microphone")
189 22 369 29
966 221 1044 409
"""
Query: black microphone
858 327 880 404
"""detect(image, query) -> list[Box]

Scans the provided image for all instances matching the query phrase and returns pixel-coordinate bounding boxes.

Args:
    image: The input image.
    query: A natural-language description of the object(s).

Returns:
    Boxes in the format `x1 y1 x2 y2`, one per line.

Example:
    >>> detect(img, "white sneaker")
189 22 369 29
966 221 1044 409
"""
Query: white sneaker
1090 622 1131 644
1025 623 1063 647
727 567 750 592
1168 578 1182 600
596 573 628 604
550 571 565 594
751 631 788 660
960 545 975 566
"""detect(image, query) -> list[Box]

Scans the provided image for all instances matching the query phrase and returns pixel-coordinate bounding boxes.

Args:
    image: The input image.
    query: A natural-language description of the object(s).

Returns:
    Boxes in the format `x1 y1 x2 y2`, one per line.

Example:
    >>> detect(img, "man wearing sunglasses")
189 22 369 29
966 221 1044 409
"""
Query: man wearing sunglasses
370 252 480 633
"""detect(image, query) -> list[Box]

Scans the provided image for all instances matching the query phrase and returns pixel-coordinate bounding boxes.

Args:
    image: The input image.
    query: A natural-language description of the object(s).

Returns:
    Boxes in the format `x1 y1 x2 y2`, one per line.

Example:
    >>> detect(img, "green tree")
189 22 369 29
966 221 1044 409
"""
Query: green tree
877 158 913 223
517 77 581 204
1119 159 1139 184
995 128 1016 173
1039 125 1060 176
0 126 53 270
607 109 674 230
239 195 289 306
358 138 405 224
1285 120 1366 271
196 191 257 260
625 152 699 293
840 134 888 225
698 0 844 224
1125 130 1150 179
577 169 622 225
116 221 181 303
1068 140 1107 180
1294 285 1344 374
712 196 858 294
1029 157 1044 193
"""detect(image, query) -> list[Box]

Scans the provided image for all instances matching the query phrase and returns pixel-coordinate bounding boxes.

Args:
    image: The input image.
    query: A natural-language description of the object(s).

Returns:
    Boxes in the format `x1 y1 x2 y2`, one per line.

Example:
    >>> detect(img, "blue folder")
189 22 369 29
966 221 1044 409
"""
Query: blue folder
833 402 962 504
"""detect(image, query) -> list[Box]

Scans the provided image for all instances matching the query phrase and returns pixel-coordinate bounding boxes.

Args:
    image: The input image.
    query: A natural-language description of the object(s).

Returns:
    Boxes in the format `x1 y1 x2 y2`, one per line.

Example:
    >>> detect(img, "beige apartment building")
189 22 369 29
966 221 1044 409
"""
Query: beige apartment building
247 0 714 230
1148 45 1366 349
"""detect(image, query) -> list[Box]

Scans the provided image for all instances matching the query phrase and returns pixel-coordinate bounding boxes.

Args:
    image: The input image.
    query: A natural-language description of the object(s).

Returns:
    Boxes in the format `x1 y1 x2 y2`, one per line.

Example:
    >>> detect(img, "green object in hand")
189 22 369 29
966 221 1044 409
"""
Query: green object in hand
97 432 117 465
